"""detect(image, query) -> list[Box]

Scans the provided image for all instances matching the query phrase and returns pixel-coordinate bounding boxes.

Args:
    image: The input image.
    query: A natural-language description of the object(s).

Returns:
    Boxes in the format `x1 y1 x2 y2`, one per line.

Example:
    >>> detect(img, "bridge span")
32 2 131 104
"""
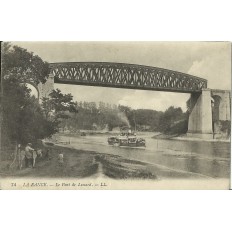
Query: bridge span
49 62 207 93
36 62 230 140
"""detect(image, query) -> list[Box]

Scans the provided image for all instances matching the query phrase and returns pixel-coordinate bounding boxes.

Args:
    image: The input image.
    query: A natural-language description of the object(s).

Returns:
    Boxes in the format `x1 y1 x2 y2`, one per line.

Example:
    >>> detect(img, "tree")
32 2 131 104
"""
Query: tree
1 43 53 152
0 42 79 164
2 42 50 84
158 106 187 134
41 89 78 126
1 76 57 147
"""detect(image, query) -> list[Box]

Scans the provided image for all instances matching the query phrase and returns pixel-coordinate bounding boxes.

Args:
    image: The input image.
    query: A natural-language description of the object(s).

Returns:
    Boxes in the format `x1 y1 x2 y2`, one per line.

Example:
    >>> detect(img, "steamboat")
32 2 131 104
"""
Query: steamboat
107 128 146 147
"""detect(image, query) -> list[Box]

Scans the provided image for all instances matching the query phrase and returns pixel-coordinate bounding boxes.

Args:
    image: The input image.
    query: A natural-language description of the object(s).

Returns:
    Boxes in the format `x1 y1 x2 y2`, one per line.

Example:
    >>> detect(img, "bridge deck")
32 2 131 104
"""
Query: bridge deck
49 62 207 93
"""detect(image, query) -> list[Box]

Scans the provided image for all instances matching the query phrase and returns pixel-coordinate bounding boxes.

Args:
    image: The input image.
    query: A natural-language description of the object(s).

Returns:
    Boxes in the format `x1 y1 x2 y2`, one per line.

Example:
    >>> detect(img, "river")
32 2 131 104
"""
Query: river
57 132 230 179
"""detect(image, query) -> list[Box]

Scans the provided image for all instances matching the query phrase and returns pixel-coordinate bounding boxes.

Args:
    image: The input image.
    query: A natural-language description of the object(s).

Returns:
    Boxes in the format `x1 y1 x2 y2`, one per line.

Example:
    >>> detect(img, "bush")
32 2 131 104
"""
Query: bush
167 119 188 135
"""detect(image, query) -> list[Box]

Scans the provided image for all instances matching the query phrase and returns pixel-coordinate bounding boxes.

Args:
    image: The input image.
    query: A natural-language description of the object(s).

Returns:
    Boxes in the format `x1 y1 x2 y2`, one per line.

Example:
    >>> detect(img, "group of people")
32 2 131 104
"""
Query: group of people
21 143 63 168
22 143 50 168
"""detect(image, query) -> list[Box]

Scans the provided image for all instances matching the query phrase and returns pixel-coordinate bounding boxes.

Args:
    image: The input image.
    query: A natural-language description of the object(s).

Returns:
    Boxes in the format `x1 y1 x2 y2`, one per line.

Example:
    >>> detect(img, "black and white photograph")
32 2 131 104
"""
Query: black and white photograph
0 41 231 189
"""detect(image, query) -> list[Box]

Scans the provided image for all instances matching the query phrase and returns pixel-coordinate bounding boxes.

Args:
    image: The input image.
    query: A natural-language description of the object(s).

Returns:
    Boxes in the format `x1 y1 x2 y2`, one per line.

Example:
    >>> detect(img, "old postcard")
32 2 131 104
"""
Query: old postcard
0 41 231 190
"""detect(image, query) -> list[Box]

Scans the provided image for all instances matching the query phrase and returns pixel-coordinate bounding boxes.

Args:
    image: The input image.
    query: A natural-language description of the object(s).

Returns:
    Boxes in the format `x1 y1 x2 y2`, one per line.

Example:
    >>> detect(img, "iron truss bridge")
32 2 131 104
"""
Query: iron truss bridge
49 62 207 93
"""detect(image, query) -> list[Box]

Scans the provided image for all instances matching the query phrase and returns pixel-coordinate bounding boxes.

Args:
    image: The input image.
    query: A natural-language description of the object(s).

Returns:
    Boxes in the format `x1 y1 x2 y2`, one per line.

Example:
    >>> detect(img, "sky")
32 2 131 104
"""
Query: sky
14 42 231 111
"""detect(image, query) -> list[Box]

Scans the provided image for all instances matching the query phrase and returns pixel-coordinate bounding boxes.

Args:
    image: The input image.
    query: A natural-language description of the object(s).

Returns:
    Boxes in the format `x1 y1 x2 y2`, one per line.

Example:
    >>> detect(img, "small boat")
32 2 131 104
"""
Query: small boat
107 136 119 145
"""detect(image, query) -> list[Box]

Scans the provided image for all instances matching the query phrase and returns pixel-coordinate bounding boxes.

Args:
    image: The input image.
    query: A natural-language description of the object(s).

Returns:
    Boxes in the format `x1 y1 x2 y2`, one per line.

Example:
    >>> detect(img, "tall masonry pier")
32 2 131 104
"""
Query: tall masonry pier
187 89 213 139
187 89 231 139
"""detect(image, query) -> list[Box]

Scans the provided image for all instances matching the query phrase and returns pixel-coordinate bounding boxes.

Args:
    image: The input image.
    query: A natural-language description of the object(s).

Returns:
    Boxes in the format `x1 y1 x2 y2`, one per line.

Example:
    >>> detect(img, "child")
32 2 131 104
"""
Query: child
45 149 51 160
58 153 64 165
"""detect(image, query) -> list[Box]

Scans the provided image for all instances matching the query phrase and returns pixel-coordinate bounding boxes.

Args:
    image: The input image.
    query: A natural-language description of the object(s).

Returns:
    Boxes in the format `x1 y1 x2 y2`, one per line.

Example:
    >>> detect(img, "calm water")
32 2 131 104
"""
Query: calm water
58 133 231 178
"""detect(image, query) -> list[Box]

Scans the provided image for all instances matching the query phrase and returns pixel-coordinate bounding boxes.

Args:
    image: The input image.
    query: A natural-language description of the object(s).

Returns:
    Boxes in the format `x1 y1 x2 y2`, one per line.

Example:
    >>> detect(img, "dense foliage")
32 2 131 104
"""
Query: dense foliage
59 101 188 134
1 43 75 149
58 102 130 132
2 42 49 84
1 77 58 146
158 106 188 133
42 89 78 121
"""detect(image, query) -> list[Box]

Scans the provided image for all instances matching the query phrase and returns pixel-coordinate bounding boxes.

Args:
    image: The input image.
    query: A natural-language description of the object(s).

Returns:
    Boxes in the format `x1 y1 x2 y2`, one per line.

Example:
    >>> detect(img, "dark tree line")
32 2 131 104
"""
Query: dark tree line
59 101 130 132
60 100 188 134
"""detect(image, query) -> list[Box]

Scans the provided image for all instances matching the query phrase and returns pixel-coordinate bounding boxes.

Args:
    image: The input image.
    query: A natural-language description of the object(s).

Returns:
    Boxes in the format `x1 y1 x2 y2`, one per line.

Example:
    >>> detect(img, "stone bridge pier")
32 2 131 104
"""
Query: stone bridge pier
187 89 231 139
37 74 54 103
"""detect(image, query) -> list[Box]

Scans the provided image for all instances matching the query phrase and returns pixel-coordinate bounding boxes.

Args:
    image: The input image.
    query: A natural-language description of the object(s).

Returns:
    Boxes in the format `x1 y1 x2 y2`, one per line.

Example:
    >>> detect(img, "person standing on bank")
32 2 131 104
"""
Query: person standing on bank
25 143 34 168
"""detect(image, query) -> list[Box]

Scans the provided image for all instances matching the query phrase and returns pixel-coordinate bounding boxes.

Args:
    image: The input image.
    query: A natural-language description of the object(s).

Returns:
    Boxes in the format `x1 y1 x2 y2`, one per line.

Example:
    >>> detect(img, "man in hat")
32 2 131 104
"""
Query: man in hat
25 143 34 168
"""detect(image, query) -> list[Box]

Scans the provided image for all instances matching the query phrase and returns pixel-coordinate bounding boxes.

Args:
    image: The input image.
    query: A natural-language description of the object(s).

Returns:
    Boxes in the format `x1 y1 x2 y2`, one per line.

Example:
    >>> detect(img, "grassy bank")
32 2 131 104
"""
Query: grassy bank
0 145 157 180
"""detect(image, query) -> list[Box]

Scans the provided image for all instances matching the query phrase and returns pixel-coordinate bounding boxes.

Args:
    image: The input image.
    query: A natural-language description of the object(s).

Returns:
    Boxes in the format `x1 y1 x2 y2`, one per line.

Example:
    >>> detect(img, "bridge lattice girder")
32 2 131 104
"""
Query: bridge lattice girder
49 62 207 93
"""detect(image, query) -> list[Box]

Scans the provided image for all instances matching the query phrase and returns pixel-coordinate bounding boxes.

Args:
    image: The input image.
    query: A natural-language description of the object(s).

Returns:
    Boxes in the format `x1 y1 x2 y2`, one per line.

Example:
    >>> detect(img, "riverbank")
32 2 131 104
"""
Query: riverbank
152 133 230 143
0 142 213 180
57 131 230 143
0 145 157 179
